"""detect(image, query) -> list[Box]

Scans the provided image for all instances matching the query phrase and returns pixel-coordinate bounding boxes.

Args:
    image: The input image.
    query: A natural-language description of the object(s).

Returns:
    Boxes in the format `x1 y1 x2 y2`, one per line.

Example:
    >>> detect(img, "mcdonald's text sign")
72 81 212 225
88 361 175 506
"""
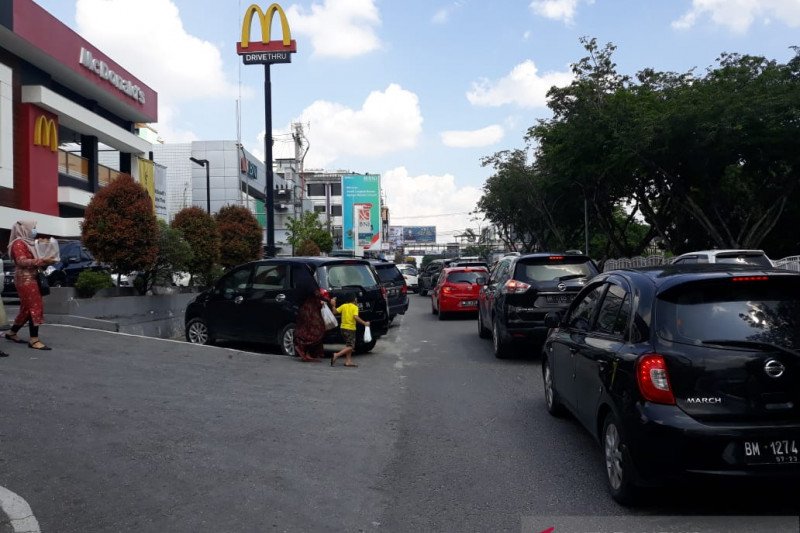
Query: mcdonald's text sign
236 3 297 64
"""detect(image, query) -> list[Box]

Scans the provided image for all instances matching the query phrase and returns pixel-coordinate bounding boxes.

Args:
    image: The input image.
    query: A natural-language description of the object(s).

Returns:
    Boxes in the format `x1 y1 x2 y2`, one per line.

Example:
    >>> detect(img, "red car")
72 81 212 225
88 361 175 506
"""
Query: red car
431 266 488 319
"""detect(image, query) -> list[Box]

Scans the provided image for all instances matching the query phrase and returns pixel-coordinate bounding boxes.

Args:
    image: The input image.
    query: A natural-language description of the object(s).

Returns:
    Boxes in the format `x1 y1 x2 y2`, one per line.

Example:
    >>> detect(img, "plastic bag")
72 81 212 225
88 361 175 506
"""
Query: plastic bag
35 237 60 262
321 304 338 330
363 325 372 343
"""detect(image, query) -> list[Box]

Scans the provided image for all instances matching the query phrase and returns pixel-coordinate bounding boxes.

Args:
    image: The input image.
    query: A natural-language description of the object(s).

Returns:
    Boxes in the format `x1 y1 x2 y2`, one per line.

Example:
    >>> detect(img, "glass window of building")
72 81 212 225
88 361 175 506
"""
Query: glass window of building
314 205 326 213
330 205 342 216
307 183 326 197
330 183 342 196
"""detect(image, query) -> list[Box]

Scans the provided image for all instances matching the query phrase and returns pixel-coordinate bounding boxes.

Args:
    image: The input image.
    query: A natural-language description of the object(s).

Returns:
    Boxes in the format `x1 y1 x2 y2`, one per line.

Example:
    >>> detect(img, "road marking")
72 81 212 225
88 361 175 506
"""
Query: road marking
0 486 40 533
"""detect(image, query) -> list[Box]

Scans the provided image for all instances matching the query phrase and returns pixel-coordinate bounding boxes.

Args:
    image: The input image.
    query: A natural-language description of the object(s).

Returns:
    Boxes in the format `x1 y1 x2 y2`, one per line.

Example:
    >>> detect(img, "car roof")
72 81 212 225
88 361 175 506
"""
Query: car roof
514 252 593 262
442 265 488 273
249 257 372 266
675 249 768 257
368 260 399 268
606 263 799 292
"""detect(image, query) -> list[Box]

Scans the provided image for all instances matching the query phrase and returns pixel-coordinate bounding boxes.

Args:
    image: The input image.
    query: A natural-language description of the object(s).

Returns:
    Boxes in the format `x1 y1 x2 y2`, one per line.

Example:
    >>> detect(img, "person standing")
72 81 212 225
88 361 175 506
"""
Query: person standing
330 292 369 368
4 220 56 350
292 264 331 362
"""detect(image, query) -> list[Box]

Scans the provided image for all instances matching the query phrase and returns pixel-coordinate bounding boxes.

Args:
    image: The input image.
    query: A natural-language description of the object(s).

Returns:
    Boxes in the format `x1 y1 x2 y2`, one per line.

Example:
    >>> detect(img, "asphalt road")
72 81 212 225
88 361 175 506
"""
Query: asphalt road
1 296 798 532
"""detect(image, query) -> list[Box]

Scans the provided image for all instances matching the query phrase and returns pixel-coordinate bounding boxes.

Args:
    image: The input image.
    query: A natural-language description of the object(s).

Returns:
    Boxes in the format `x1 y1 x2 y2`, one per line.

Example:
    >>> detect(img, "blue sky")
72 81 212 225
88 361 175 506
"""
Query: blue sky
34 0 800 241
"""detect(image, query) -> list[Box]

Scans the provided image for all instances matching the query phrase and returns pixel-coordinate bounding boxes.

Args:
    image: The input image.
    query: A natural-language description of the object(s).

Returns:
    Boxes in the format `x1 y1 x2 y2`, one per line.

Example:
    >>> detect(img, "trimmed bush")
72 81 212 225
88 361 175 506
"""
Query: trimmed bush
75 270 114 298
296 239 321 256
215 204 262 268
172 207 220 286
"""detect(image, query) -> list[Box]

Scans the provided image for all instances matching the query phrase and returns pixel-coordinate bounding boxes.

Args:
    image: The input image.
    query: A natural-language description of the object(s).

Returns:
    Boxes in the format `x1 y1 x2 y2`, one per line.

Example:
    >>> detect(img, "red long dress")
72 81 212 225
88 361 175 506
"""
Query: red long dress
11 240 46 326
293 289 328 360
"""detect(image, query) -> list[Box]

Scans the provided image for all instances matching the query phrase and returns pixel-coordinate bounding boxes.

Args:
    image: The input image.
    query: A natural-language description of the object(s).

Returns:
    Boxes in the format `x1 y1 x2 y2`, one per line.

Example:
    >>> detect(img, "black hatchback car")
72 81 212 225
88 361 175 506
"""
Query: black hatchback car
370 261 408 322
477 253 599 358
542 264 800 504
184 257 389 355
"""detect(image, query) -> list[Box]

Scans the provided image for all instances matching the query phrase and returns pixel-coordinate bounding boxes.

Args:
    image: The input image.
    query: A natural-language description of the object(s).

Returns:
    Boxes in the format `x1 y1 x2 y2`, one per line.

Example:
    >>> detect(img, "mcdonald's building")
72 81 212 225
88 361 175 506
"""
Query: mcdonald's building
0 0 157 244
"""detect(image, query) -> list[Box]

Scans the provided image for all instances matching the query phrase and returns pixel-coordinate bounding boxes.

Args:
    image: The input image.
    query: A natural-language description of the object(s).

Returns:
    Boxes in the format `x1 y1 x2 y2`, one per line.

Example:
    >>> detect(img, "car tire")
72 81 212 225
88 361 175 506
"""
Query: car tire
542 357 566 417
477 310 490 339
602 413 639 506
355 339 377 354
278 323 295 356
438 306 446 320
186 317 214 345
49 273 66 288
492 319 510 359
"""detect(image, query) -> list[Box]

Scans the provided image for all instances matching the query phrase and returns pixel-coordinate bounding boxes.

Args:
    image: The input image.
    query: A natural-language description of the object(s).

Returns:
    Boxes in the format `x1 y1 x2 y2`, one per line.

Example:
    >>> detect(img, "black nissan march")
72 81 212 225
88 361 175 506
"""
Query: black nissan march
185 257 389 355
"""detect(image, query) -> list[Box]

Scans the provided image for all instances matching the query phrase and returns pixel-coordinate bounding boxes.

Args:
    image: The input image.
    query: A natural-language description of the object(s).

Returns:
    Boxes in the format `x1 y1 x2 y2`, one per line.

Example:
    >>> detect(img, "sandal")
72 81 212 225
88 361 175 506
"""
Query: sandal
344 363 358 368
0 351 9 357
5 333 25 344
28 341 52 351
330 354 338 367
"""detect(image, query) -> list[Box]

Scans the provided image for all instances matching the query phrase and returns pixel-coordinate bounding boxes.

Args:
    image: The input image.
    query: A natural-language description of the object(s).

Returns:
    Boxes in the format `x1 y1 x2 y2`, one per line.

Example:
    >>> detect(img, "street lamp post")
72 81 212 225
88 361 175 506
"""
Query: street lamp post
189 157 210 214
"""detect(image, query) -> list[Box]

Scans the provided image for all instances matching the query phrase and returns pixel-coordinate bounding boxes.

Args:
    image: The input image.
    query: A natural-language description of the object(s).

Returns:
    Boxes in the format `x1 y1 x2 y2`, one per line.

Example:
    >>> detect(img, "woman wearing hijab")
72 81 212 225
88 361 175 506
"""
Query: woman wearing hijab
5 220 56 350
293 264 331 362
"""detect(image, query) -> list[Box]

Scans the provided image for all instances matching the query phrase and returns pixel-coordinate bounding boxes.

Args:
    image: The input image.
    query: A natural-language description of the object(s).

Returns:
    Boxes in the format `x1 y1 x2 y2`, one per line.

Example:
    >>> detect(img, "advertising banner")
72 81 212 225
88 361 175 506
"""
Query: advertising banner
154 163 168 221
139 158 155 206
342 174 381 255
403 226 436 243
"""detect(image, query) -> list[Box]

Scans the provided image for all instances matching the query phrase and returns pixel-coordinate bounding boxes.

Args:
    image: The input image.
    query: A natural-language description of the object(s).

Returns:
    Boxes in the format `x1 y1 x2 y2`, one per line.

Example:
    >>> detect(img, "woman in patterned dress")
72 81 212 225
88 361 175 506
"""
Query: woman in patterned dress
5 220 57 350
293 264 331 362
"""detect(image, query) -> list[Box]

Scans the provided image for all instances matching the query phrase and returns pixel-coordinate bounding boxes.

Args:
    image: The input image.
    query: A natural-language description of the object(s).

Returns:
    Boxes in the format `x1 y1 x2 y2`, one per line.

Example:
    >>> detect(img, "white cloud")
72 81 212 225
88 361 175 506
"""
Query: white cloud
673 0 800 33
285 0 381 59
432 8 450 24
530 0 579 23
441 125 504 148
466 60 573 108
382 167 483 243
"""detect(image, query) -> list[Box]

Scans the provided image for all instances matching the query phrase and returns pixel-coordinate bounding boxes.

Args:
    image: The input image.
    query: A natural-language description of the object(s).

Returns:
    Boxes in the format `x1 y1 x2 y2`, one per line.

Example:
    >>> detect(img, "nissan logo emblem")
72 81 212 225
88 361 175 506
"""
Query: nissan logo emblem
557 282 567 292
764 359 785 379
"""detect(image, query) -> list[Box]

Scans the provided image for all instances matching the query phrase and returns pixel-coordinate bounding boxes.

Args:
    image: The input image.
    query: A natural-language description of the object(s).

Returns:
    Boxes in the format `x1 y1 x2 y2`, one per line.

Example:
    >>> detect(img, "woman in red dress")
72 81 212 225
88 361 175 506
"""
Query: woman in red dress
293 264 331 362
5 220 56 350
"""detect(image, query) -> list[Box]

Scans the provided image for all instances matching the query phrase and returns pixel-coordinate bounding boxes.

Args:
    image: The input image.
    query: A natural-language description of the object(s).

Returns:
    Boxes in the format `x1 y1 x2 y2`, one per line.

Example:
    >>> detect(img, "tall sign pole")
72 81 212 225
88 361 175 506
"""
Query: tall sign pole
236 3 297 257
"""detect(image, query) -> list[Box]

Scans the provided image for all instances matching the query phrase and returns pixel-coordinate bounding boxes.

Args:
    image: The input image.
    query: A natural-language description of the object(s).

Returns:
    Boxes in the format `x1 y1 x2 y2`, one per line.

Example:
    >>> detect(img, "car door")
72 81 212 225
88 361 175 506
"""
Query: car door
574 281 632 430
239 262 294 343
548 283 606 412
484 259 510 325
205 265 254 340
431 271 445 310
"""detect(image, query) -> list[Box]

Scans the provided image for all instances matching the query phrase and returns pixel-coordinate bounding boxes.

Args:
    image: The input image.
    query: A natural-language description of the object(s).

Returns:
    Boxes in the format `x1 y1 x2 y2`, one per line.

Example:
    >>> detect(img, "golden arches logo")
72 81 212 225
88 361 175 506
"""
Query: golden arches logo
237 3 297 54
33 115 58 152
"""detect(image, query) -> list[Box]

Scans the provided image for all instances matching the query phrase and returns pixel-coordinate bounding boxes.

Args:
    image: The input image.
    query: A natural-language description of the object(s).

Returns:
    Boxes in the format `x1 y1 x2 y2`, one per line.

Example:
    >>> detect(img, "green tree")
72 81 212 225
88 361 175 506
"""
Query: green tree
135 220 194 294
286 211 333 254
81 174 158 278
215 204 263 268
172 206 220 286
296 239 321 256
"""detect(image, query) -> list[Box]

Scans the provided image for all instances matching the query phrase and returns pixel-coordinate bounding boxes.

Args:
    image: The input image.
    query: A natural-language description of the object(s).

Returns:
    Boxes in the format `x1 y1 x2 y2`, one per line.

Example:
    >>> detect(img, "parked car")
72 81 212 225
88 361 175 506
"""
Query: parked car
542 263 800 504
418 259 450 296
431 266 488 319
1 256 16 299
397 264 419 293
184 257 390 355
370 261 408 322
477 252 599 358
671 249 773 267
47 240 108 287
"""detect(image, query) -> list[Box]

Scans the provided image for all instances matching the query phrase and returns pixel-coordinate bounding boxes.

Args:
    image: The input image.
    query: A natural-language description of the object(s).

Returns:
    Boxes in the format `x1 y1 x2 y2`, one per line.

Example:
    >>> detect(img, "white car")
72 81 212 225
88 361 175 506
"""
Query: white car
396 264 419 293
671 249 773 267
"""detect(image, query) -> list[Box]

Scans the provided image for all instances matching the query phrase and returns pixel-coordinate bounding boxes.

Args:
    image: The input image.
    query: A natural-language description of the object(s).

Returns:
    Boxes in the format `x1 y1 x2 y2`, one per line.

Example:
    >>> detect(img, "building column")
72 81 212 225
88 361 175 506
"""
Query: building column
81 135 98 192
119 152 132 175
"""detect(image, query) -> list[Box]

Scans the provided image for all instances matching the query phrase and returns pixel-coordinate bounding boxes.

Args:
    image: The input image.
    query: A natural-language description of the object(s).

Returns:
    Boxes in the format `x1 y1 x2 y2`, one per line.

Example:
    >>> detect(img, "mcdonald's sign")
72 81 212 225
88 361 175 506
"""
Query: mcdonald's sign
33 115 58 152
236 3 297 65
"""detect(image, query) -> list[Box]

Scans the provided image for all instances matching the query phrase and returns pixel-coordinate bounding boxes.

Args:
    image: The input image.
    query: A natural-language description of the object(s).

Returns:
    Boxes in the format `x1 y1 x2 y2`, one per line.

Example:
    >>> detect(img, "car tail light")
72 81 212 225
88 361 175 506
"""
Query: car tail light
442 285 454 294
320 288 331 300
636 354 675 405
731 276 769 282
548 256 564 261
401 284 407 295
381 285 387 300
502 279 530 294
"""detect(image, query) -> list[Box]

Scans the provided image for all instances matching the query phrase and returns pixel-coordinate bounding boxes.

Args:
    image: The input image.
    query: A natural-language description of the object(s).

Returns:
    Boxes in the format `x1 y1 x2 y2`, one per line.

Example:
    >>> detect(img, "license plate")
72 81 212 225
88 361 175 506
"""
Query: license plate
546 294 573 304
743 439 799 464
357 302 371 310
460 300 477 306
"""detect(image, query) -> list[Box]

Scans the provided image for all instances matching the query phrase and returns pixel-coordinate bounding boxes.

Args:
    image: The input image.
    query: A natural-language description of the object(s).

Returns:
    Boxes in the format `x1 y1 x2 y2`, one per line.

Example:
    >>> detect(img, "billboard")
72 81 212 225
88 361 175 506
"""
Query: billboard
403 226 436 243
342 174 381 255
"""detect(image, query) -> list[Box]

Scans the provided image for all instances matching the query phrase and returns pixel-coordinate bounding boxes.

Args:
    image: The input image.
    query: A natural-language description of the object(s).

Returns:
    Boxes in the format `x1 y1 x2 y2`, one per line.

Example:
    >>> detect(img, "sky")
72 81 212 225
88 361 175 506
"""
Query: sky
34 0 800 242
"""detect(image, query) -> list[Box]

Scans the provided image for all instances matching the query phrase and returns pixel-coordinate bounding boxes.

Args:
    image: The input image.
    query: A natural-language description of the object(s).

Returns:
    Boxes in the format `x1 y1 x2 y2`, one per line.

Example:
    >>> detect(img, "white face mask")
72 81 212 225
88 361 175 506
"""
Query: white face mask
31 228 38 239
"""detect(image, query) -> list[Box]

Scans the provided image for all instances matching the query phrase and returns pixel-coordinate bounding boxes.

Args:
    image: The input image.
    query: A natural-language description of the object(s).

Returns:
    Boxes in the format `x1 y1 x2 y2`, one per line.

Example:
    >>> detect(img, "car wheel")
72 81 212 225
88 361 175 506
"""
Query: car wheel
543 357 565 416
438 306 446 320
355 339 377 354
278 323 295 356
49 273 66 288
477 310 490 339
186 317 214 345
492 319 510 359
603 413 639 505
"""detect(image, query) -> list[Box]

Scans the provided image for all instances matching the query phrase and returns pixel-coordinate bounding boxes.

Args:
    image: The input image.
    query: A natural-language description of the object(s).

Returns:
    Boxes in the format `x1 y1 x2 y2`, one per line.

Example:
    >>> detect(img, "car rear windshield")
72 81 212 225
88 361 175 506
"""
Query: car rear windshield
446 271 485 284
323 263 379 289
398 265 418 276
656 277 800 349
375 266 404 283
714 253 772 267
514 257 596 283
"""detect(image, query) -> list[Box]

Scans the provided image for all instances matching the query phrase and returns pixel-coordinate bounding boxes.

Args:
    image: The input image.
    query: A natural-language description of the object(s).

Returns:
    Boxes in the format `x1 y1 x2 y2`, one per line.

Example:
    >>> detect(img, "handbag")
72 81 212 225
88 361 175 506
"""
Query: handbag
36 271 50 296
320 303 338 330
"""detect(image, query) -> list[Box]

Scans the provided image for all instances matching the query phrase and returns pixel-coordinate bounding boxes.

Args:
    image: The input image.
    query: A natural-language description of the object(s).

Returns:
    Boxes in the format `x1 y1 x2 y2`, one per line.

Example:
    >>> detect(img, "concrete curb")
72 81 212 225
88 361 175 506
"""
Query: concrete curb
0 487 40 533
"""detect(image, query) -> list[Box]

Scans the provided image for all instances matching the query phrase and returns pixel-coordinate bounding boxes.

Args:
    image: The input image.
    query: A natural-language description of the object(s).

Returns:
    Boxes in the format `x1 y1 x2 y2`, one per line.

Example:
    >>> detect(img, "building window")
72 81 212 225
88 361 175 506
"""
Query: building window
330 183 341 196
330 205 342 216
307 183 326 196
314 205 326 214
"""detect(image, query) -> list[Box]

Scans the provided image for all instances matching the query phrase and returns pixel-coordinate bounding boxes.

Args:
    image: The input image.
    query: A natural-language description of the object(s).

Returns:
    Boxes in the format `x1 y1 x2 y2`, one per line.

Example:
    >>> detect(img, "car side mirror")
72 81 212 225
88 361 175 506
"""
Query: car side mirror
544 312 562 328
476 277 487 286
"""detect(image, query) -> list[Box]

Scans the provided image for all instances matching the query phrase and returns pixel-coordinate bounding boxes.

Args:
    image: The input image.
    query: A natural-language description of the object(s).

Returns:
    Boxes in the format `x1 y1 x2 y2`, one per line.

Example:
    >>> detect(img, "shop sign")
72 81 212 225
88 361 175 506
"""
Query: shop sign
236 3 297 64
79 47 146 104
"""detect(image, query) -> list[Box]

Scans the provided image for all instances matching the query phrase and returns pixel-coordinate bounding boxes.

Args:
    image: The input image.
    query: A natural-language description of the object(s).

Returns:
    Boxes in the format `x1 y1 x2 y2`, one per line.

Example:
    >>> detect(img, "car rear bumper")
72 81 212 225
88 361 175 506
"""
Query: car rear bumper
624 403 800 483
440 294 479 313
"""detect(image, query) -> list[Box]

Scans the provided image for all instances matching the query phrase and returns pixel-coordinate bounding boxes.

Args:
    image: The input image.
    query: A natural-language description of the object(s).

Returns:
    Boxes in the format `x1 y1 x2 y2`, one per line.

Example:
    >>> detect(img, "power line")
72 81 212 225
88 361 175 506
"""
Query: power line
391 211 473 220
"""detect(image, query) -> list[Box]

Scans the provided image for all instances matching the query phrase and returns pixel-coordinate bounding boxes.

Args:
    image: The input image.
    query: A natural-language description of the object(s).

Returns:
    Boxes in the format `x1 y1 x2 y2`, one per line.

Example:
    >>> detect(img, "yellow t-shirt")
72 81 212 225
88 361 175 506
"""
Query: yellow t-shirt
337 302 359 331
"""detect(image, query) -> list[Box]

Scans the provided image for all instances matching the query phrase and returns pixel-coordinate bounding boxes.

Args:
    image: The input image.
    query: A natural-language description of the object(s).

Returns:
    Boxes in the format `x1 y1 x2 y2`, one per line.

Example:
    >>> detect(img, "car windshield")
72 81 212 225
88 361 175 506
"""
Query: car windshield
398 265 417 276
656 277 800 349
323 263 379 289
514 258 596 282
376 266 404 283
446 271 485 284
714 253 772 267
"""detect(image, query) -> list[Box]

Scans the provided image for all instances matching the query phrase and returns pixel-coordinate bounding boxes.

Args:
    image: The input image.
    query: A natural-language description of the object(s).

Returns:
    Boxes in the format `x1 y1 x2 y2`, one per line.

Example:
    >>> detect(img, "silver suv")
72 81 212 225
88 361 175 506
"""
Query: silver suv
671 249 772 267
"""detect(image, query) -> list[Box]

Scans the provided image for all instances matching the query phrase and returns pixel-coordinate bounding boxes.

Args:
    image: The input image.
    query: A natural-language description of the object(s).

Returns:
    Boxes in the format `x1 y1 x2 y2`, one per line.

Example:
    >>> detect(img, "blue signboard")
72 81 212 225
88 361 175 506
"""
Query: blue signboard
342 174 381 253
403 226 436 243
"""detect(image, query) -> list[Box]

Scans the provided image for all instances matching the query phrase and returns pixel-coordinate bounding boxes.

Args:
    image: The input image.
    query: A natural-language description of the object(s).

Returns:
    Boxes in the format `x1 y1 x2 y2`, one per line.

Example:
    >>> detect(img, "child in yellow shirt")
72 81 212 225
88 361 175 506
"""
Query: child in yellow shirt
330 292 369 367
